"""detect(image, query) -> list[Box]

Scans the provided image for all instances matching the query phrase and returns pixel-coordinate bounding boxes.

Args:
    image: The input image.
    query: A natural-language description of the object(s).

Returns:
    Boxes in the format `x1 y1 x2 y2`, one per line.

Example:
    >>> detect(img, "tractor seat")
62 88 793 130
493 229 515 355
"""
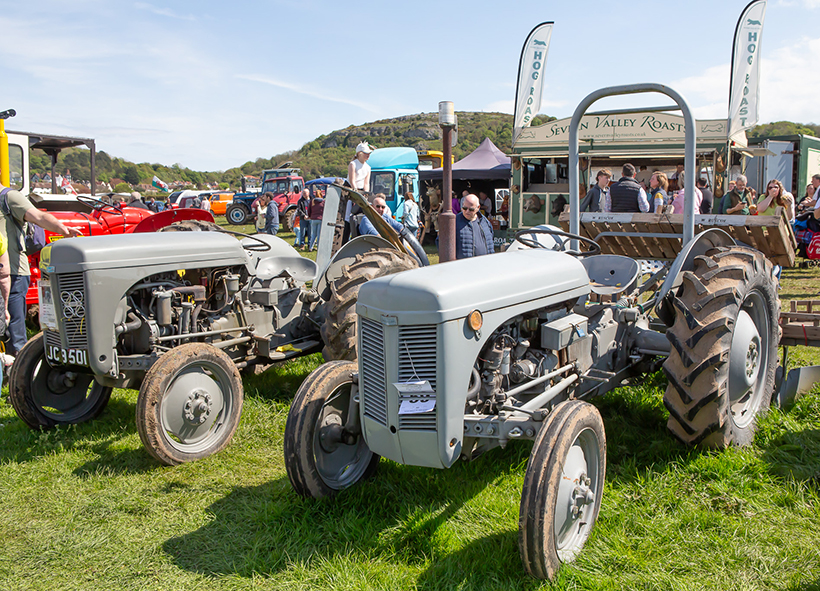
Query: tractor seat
581 255 640 296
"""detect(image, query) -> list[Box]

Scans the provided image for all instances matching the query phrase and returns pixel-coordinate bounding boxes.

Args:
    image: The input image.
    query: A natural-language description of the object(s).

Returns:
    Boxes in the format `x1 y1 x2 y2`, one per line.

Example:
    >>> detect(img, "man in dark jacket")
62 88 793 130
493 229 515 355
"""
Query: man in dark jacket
127 192 149 210
455 194 494 259
580 168 611 212
606 163 650 213
697 177 714 214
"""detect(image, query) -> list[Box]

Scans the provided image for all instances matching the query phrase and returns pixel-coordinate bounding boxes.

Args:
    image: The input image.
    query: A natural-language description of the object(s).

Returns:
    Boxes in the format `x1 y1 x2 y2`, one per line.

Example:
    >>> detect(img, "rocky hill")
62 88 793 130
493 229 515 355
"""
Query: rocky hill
288 111 551 180
29 114 816 191
29 112 554 191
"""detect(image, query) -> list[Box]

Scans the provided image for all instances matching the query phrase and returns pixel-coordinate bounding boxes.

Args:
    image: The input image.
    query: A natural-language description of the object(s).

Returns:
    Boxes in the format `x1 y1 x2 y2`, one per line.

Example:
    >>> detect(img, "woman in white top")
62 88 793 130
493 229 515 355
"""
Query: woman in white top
344 141 374 242
348 141 373 192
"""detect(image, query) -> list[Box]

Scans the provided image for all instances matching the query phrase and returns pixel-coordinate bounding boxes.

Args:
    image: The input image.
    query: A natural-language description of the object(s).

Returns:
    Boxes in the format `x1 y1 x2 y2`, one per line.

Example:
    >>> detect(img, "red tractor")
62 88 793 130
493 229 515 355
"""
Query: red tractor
26 194 214 317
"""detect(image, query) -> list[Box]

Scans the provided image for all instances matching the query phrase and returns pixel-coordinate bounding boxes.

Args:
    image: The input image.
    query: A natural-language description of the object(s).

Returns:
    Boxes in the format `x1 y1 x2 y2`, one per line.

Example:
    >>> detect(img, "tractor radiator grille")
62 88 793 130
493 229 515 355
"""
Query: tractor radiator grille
44 329 61 351
56 273 88 349
398 325 437 431
360 317 387 426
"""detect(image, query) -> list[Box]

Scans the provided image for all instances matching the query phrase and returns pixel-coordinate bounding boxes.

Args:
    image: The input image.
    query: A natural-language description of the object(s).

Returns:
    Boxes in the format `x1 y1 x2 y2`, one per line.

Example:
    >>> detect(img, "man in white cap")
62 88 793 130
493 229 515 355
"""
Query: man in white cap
344 141 375 242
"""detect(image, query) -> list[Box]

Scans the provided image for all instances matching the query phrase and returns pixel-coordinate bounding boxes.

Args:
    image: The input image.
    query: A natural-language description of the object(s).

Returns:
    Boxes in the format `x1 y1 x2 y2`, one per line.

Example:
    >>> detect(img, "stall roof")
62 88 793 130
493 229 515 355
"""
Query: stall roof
11 131 96 153
420 138 511 181
511 113 733 155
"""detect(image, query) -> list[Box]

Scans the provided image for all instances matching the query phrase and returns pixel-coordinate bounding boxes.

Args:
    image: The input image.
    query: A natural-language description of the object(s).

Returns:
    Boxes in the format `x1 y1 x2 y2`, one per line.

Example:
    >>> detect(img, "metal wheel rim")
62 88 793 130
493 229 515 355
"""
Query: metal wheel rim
553 427 601 561
228 208 245 224
30 357 106 422
159 359 233 453
728 290 769 429
312 383 372 490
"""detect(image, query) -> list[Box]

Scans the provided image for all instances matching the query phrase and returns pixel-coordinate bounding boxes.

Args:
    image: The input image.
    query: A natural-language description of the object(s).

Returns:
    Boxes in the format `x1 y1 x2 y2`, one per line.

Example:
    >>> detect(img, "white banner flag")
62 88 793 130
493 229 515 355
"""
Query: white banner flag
513 22 553 144
728 0 767 145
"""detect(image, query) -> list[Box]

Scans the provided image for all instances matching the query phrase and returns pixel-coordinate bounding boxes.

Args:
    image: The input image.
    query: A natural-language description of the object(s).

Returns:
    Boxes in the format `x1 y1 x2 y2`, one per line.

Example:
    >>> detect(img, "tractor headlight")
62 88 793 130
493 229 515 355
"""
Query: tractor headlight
468 310 483 331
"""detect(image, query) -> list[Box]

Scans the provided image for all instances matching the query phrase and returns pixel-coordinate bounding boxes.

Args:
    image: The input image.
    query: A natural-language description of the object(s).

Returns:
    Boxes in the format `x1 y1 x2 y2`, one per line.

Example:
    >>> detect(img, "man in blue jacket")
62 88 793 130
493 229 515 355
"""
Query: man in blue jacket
455 194 494 259
262 192 279 235
358 195 404 235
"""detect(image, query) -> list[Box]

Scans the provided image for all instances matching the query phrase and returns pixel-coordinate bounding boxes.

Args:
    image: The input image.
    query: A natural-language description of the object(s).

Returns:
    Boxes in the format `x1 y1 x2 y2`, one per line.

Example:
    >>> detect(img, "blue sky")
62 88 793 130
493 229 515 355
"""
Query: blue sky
0 0 814 171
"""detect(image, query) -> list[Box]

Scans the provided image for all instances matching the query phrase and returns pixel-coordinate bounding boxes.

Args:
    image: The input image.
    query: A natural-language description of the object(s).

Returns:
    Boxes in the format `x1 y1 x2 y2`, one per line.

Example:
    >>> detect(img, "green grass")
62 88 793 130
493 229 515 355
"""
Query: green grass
1 247 819 589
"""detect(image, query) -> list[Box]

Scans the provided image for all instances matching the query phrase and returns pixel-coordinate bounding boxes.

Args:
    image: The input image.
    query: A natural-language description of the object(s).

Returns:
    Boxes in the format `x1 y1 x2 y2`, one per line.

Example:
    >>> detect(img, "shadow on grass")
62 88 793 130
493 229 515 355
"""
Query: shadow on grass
787 577 820 591
163 446 535 583
72 440 159 477
163 372 703 585
413 531 540 591
242 353 324 405
592 370 708 483
758 393 820 486
760 427 820 486
0 396 137 465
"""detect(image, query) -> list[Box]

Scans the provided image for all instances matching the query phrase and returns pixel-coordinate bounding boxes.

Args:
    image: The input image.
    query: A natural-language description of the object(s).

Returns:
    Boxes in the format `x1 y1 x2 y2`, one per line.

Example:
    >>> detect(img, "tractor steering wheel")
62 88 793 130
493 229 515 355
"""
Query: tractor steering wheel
514 227 601 258
77 195 124 215
216 227 272 252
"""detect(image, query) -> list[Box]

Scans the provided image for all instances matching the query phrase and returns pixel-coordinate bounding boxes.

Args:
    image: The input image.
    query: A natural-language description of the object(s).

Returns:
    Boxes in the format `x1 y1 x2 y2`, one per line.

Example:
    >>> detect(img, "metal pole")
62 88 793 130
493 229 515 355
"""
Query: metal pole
50 151 57 194
569 83 697 246
90 140 96 197
439 125 456 262
0 119 8 187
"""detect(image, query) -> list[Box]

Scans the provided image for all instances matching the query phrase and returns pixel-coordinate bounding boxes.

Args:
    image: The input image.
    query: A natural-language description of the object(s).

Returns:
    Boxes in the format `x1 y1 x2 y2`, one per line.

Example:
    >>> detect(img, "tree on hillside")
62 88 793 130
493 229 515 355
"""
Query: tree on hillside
123 164 141 185
749 121 819 138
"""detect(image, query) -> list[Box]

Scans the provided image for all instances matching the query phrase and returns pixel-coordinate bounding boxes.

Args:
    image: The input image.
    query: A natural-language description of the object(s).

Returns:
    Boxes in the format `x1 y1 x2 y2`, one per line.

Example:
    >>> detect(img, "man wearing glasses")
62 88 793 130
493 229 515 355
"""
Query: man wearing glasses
358 194 405 236
455 194 494 259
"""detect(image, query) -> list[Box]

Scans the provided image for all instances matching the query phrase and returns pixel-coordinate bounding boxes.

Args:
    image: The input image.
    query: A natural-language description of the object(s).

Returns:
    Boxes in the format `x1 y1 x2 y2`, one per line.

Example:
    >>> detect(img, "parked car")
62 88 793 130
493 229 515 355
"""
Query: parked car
208 192 234 215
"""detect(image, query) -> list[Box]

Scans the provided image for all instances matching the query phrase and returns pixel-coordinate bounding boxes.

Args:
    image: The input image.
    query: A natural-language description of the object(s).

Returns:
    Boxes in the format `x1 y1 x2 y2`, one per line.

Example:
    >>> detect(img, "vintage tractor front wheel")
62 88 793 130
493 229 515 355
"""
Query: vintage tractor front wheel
519 400 606 580
321 249 419 361
8 332 112 428
136 343 243 465
663 246 779 448
226 203 250 225
284 360 378 498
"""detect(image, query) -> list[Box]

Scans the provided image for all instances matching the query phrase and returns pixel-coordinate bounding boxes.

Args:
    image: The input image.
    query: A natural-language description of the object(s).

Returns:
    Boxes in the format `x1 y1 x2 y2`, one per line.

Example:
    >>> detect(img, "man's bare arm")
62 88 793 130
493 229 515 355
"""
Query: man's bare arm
24 208 82 237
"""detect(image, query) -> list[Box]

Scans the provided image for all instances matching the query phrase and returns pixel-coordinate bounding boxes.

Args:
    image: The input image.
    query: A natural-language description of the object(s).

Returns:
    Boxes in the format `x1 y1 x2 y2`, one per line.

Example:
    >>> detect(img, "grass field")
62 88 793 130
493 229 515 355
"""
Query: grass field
0 226 818 590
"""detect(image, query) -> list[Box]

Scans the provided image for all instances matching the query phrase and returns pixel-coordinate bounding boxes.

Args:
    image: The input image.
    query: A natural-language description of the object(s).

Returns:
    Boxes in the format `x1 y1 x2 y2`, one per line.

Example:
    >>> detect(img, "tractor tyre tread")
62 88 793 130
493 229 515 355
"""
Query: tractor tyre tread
662 245 779 449
284 360 377 498
158 220 223 233
320 249 419 361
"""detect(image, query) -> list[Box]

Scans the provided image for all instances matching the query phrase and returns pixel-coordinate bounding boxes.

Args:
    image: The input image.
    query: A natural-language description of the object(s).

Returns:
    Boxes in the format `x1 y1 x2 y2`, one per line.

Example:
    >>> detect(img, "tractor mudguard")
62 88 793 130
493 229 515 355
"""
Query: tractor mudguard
130 208 215 233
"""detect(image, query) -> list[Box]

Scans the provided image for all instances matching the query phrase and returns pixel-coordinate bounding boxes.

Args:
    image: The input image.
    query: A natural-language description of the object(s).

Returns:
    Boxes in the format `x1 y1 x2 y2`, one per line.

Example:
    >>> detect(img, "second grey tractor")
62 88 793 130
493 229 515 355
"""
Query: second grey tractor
9 186 427 465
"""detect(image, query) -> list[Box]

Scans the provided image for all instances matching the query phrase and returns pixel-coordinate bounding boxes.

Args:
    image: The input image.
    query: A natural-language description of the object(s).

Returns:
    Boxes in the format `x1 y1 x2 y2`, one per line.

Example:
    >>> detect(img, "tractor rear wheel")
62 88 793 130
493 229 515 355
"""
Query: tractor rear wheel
158 220 223 233
226 204 250 226
662 246 780 448
285 208 298 232
320 249 419 361
284 360 378 498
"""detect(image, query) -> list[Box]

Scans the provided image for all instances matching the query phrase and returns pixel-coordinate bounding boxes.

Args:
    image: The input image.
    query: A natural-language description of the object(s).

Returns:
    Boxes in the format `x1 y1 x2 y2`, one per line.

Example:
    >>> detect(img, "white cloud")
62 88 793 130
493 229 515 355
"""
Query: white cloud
134 2 196 21
775 0 820 7
484 100 513 114
669 35 820 124
760 35 820 123
236 74 381 114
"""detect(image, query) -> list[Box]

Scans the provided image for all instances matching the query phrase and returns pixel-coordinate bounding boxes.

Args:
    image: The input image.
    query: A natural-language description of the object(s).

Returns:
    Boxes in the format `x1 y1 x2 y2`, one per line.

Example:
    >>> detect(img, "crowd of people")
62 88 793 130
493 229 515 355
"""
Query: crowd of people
580 163 806 223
